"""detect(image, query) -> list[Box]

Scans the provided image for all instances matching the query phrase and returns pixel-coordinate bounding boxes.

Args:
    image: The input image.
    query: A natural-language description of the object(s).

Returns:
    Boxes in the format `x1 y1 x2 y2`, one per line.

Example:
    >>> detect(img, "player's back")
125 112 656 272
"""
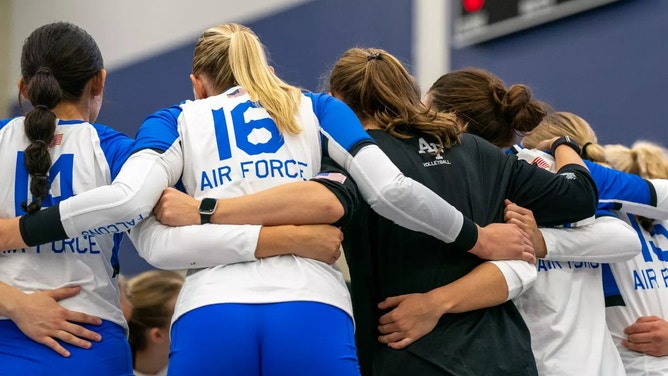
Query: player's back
177 87 322 200
0 116 133 329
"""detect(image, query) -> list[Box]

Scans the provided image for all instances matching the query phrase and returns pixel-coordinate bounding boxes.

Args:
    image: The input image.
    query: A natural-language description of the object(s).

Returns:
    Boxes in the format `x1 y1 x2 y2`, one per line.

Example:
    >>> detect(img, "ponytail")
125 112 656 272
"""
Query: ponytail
22 69 62 214
193 23 302 134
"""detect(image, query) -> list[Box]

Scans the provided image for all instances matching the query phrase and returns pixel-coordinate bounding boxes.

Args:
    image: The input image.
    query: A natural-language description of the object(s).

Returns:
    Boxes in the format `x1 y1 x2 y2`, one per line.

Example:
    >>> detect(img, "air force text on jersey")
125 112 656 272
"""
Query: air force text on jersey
200 158 309 191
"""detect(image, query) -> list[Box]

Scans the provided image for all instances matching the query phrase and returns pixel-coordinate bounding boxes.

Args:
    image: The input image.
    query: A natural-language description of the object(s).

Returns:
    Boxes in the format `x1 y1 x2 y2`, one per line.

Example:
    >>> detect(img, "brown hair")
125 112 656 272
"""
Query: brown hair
521 112 606 164
426 67 551 148
328 48 463 152
19 22 103 213
192 23 302 134
126 270 184 362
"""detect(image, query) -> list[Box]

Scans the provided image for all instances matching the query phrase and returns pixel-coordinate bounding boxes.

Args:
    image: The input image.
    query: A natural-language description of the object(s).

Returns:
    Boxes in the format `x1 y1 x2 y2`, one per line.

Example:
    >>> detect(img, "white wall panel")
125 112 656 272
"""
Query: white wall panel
6 0 312 101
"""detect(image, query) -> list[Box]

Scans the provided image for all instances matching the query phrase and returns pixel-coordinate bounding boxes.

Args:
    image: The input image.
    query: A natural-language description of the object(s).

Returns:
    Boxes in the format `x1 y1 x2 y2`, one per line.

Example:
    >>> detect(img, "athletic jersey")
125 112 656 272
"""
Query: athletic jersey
605 214 668 375
154 88 354 322
18 89 497 327
513 215 636 376
346 132 598 376
0 117 133 331
507 145 668 375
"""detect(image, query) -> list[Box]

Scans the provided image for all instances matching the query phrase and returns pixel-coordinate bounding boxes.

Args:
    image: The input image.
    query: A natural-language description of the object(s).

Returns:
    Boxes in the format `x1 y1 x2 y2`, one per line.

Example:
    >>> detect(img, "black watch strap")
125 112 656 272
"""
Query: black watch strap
550 136 581 156
198 198 218 224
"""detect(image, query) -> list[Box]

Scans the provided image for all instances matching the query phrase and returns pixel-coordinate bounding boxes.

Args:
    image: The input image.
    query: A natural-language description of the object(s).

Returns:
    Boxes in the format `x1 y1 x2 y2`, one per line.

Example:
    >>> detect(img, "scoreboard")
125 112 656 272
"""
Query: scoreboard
453 0 622 47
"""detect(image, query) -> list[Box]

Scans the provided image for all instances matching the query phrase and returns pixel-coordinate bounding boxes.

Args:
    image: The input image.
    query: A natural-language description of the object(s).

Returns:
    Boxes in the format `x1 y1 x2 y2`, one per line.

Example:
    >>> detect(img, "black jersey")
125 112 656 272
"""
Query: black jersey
344 131 597 376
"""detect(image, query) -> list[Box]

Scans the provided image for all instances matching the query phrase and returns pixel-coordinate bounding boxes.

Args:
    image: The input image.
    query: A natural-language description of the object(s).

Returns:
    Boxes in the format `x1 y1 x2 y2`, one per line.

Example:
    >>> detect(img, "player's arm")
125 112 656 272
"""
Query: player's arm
154 156 359 227
505 200 640 262
376 260 536 349
128 216 343 269
0 108 183 252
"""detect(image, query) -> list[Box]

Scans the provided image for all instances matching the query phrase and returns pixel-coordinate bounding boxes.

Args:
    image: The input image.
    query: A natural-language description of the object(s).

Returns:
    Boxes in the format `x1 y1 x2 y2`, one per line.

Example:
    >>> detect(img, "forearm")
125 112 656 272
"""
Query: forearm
426 262 524 315
553 143 587 171
212 181 344 225
20 149 180 246
0 282 24 318
0 217 25 250
129 216 261 269
541 216 640 262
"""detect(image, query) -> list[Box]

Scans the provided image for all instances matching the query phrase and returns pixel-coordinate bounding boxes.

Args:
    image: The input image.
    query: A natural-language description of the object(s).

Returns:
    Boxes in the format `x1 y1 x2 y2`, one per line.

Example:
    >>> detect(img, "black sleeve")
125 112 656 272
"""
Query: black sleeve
19 204 68 246
310 155 362 227
508 160 598 227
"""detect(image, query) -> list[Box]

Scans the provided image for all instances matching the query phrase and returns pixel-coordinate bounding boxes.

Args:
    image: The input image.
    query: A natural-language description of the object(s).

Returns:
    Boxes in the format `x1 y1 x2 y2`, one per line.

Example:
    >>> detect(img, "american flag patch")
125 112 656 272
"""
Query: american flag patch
531 156 551 170
49 134 63 148
314 172 347 184
227 88 248 98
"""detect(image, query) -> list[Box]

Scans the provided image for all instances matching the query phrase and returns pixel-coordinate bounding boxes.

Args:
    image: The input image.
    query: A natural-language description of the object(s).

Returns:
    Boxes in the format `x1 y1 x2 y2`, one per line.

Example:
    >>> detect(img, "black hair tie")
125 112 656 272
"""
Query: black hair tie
367 53 382 61
34 104 50 111
581 142 593 157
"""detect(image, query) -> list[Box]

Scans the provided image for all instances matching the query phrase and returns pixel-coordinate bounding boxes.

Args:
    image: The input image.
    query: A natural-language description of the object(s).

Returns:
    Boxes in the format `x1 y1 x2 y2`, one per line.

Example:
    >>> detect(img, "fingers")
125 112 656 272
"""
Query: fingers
377 296 403 311
44 286 82 301
378 331 403 344
39 336 71 358
61 319 102 341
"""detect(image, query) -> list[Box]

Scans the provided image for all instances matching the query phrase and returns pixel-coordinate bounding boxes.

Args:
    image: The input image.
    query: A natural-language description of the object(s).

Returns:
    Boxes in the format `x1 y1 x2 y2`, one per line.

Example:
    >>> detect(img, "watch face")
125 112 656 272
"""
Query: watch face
199 198 217 214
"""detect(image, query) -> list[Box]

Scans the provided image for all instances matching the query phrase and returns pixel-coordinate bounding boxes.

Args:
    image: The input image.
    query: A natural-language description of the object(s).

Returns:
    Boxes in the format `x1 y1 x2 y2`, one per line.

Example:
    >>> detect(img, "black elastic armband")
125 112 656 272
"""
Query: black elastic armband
451 216 478 252
19 204 68 246
550 136 581 156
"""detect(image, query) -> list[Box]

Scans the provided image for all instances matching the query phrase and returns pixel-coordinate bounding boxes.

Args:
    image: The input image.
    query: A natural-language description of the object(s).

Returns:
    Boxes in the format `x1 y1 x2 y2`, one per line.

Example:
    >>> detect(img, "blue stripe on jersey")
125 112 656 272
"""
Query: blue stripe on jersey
585 159 651 206
0 117 14 130
304 92 373 152
132 105 182 154
91 124 135 179
602 263 624 306
110 232 123 277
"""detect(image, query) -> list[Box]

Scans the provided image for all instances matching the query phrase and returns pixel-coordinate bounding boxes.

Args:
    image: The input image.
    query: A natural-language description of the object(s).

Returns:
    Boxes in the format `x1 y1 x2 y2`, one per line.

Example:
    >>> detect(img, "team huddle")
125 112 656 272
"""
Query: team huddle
0 20 666 376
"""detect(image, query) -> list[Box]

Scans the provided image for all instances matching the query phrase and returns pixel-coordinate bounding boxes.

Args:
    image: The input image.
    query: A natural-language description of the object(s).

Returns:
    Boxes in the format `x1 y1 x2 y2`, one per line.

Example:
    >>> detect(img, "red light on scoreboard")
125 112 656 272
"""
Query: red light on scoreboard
462 0 485 13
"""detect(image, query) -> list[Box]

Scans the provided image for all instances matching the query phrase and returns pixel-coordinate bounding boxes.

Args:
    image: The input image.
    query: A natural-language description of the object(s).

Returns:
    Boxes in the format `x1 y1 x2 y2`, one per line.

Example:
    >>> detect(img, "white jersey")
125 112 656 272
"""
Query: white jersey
605 214 668 375
164 88 353 321
21 88 489 324
510 146 641 375
0 117 133 331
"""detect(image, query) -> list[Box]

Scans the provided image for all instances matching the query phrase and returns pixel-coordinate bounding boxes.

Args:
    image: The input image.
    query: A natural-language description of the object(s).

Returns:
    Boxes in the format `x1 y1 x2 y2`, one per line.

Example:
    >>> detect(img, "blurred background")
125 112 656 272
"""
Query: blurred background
1 0 666 276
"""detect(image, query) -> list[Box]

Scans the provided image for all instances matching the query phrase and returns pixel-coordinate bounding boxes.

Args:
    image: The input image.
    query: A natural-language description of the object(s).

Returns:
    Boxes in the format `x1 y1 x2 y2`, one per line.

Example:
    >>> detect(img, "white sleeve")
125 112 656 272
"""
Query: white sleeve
540 216 640 263
326 141 470 245
127 216 261 270
651 179 668 214
488 260 537 300
60 145 183 238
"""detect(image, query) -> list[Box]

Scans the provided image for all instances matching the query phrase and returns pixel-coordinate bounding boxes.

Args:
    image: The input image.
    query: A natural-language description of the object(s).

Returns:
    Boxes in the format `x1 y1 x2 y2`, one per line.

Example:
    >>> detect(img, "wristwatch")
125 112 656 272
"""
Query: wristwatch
198 198 218 224
550 136 581 156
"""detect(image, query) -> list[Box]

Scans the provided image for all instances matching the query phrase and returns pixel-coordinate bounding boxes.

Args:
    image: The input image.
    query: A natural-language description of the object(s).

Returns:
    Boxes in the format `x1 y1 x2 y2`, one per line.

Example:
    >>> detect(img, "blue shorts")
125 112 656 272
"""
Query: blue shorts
168 301 360 376
0 319 132 376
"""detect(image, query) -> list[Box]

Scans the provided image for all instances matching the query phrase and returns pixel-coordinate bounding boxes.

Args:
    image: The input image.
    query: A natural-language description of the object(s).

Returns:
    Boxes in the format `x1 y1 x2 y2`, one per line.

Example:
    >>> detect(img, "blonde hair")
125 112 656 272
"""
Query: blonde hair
605 141 668 180
126 270 184 359
192 23 302 133
521 111 605 163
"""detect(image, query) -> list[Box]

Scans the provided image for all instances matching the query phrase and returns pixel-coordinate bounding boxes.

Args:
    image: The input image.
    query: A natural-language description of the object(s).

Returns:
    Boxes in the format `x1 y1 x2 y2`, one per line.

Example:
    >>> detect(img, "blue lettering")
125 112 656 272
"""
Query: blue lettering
662 268 668 287
255 160 269 178
241 161 252 178
633 270 646 290
647 268 658 288
298 162 308 179
537 259 547 272
285 160 297 178
201 171 214 190
270 159 285 178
